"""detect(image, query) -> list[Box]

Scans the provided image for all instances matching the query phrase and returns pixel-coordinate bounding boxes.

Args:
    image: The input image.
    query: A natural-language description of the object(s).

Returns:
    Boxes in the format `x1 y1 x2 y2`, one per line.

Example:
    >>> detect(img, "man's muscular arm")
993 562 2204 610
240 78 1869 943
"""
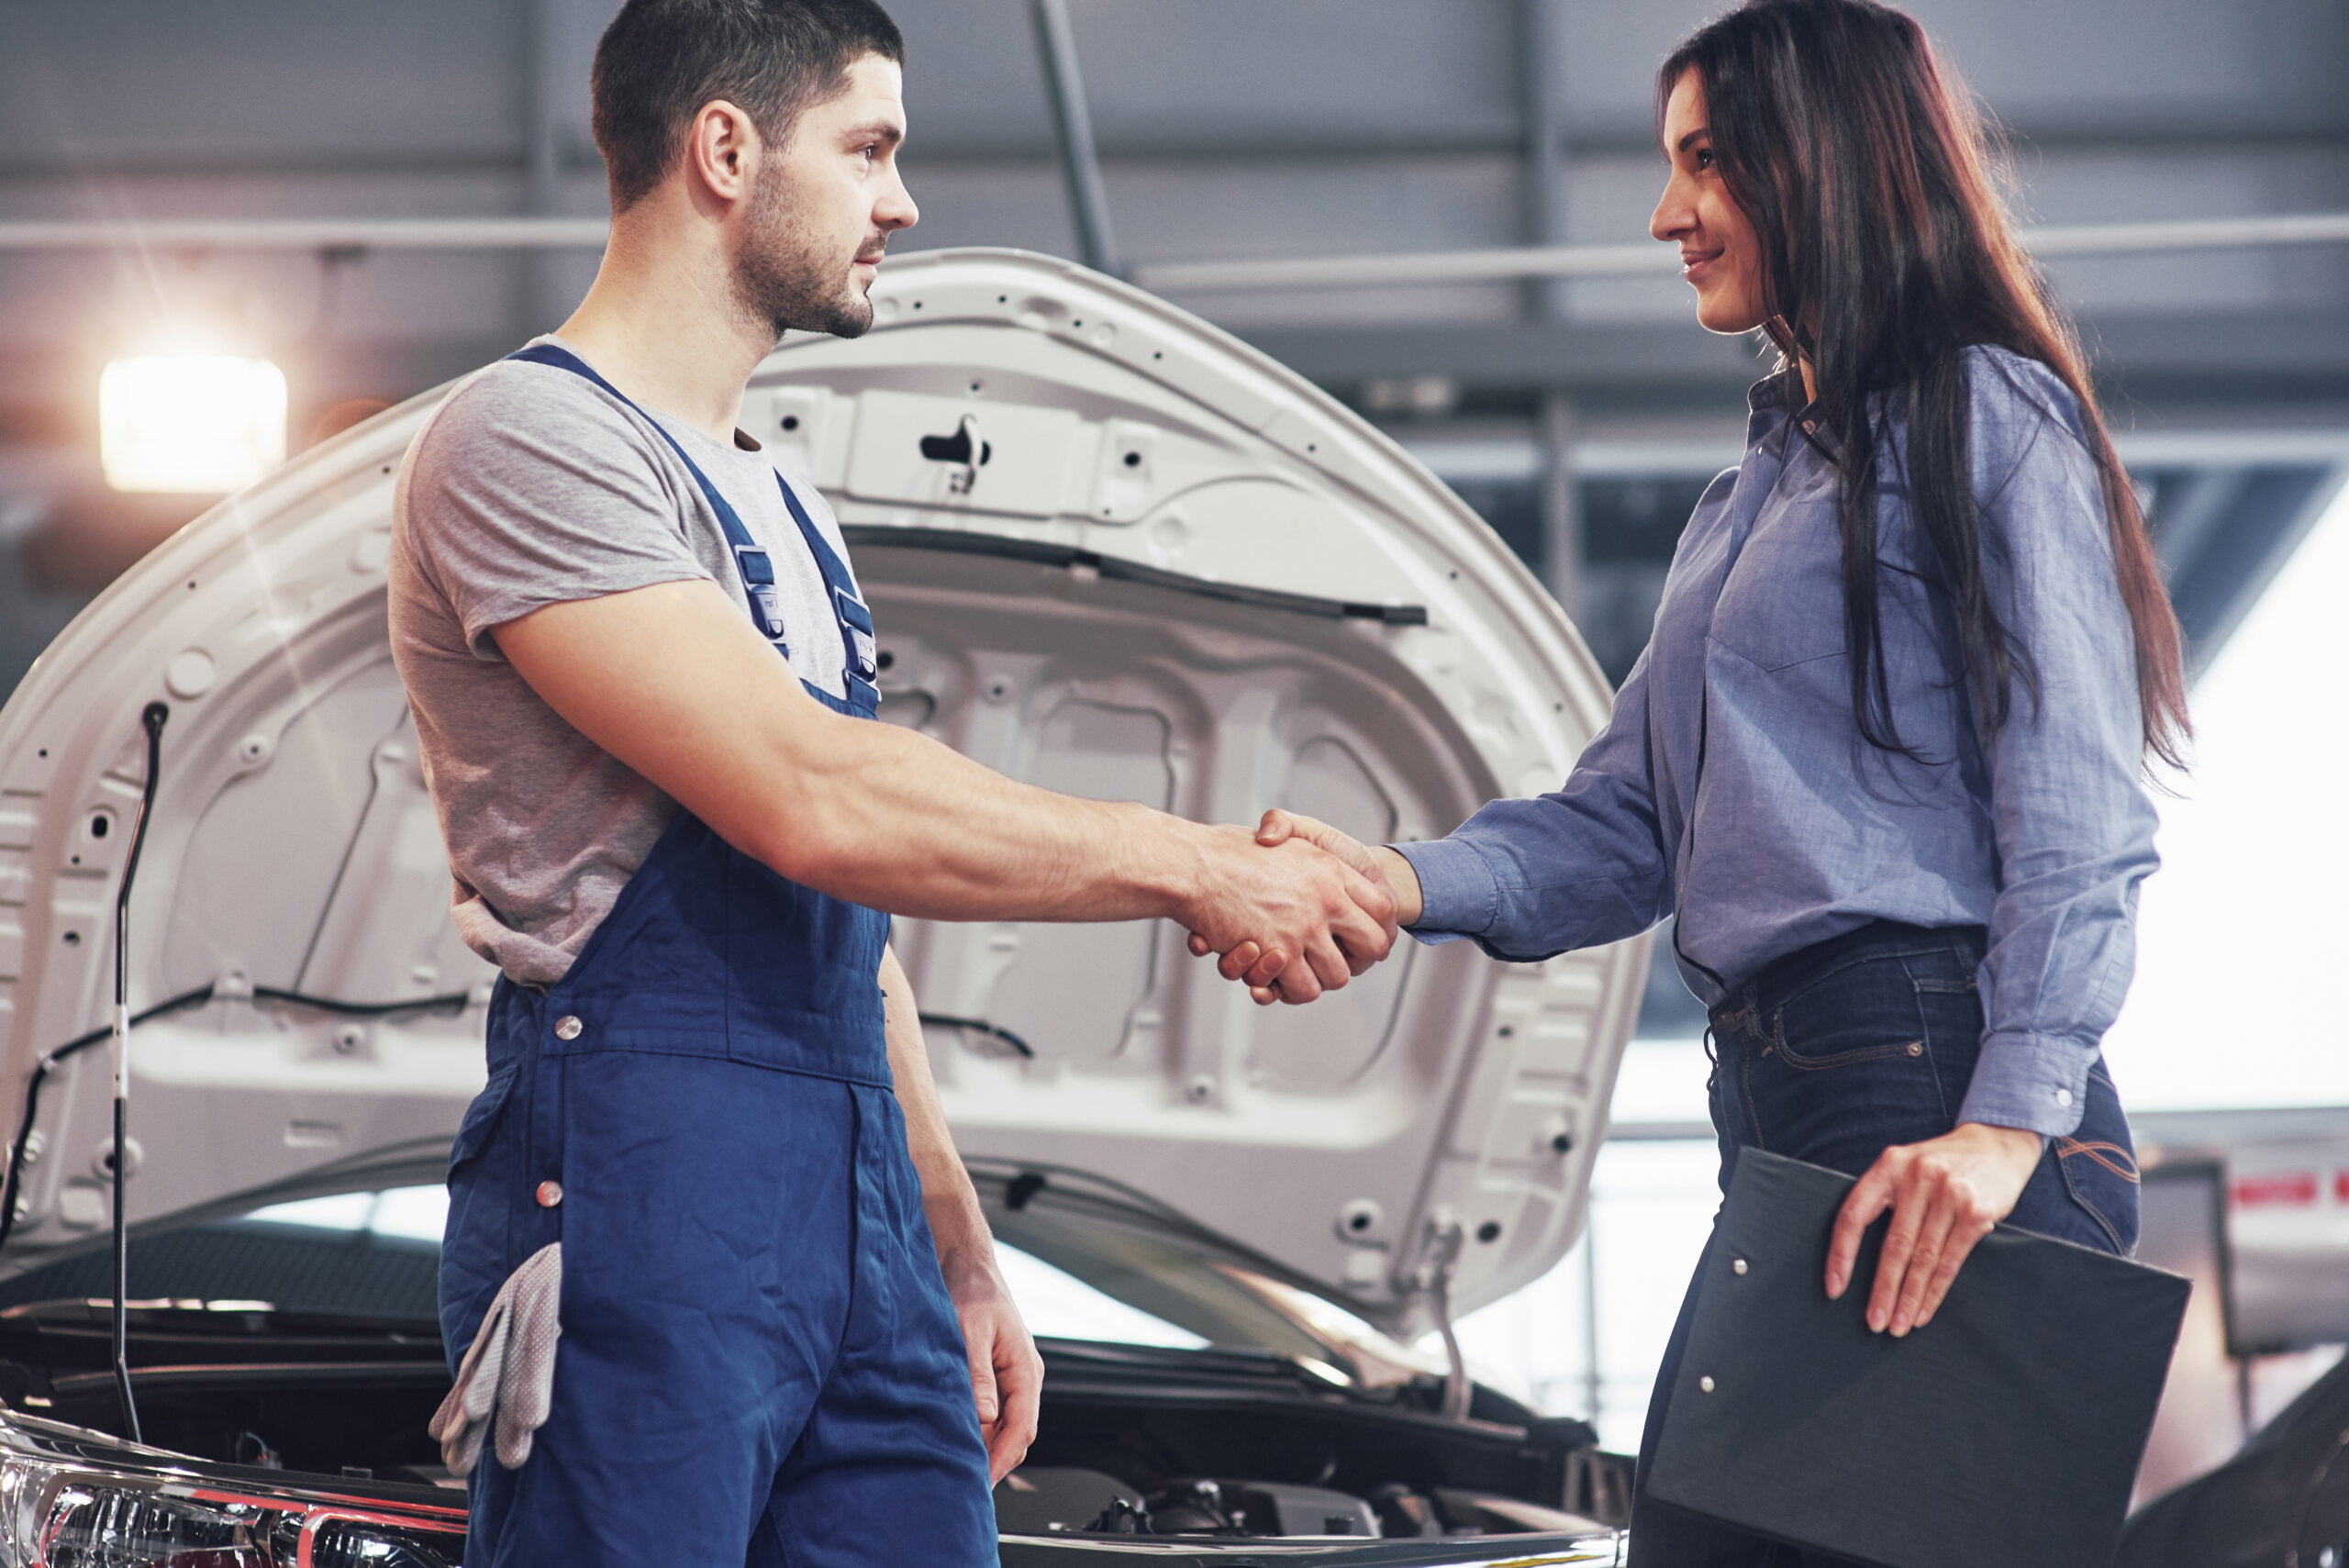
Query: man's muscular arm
495 580 1394 999
879 945 1039 1482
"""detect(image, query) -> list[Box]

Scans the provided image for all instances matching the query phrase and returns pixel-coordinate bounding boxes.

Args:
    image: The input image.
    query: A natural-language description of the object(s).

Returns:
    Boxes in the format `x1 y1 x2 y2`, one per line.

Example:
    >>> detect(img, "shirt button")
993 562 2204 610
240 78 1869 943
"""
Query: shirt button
553 1015 583 1041
536 1181 563 1208
1698 1375 1717 1394
2054 1089 2074 1107
1731 1258 1749 1276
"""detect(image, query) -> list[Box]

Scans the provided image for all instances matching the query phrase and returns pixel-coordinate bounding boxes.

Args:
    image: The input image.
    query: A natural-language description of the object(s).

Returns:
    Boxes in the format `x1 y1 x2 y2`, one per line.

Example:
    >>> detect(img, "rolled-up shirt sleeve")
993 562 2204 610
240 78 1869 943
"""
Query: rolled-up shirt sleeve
1394 639 1675 962
1959 357 2162 1136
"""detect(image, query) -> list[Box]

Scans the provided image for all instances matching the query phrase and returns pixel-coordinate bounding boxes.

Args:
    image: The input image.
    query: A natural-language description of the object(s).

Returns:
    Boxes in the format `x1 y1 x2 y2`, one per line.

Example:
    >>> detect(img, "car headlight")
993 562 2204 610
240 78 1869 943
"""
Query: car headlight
0 1427 464 1568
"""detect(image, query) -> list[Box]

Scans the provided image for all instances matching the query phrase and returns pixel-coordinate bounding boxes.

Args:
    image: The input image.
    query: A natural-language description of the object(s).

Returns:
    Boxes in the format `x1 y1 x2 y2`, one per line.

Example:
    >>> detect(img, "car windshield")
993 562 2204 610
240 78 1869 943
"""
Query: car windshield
0 1184 1432 1387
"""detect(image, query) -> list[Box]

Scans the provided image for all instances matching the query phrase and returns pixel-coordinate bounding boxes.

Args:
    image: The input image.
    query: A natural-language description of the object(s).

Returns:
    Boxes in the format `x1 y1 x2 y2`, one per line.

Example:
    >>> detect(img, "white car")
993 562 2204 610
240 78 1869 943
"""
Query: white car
0 249 1646 1563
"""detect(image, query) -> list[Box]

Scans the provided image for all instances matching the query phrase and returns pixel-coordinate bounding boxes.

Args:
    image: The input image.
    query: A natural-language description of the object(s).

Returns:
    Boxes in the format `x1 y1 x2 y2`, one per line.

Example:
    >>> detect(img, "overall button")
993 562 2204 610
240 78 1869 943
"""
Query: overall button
553 1015 584 1041
536 1181 563 1208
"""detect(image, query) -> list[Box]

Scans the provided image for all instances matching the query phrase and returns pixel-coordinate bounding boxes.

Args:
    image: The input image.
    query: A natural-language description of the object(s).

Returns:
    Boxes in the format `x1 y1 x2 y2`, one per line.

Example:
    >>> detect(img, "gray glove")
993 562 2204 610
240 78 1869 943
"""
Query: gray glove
429 1241 562 1475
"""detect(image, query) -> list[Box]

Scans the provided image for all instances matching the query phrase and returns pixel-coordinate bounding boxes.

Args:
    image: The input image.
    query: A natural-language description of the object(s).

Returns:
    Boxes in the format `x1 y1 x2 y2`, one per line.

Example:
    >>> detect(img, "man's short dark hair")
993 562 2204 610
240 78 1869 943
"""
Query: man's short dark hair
592 0 905 211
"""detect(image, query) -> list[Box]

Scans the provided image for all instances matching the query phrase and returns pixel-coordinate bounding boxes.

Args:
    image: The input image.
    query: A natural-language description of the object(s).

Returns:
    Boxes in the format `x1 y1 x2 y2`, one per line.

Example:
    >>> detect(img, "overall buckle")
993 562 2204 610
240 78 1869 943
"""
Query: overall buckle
833 587 879 683
733 545 789 648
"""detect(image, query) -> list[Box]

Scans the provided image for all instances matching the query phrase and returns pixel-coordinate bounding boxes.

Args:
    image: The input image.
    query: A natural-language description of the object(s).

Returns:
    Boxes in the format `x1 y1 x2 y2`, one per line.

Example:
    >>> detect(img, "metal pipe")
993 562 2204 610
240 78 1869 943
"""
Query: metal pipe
1539 393 1581 614
1143 240 1664 294
0 217 614 250
520 0 571 332
1028 0 1122 278
1517 0 1571 321
1134 210 2349 294
1580 1212 1602 1426
0 208 2339 282
108 701 169 1447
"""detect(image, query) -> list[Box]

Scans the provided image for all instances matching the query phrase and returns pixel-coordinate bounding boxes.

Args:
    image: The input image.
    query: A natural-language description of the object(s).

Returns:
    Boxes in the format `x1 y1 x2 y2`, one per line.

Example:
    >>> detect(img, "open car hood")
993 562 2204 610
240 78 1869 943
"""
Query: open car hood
0 249 1644 1331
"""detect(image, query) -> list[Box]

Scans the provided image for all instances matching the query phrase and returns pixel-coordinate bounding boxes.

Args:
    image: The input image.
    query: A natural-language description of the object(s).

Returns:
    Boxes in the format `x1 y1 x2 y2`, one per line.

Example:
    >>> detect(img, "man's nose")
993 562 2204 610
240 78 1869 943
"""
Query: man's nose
878 174 918 233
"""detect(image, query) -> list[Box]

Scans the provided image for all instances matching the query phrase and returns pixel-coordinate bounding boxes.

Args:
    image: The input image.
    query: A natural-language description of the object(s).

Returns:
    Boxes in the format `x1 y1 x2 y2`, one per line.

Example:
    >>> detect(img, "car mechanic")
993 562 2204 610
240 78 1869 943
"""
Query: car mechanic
386 2 1398 1562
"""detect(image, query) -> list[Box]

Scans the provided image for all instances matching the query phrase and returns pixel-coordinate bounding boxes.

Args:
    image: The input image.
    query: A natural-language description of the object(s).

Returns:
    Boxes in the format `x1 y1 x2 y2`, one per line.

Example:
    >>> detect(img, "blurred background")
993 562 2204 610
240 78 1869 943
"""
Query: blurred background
0 0 2343 1506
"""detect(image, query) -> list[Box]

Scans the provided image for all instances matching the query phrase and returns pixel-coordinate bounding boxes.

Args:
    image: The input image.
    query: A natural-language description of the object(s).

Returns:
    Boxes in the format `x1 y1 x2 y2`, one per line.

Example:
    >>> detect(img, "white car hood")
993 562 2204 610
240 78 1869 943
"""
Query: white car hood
0 249 1644 1329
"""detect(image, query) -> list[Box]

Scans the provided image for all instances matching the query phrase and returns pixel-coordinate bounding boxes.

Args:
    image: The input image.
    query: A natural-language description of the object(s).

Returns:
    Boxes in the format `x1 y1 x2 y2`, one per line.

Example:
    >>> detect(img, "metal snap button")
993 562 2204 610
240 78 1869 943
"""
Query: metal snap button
1698 1375 1716 1394
1731 1258 1749 1275
535 1181 563 1208
1906 1041 1924 1057
553 1015 583 1041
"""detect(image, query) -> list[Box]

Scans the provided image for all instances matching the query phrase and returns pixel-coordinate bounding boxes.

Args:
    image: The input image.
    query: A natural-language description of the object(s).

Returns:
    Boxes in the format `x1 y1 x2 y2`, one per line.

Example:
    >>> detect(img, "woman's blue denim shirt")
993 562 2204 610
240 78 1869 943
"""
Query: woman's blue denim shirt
1397 347 2159 1138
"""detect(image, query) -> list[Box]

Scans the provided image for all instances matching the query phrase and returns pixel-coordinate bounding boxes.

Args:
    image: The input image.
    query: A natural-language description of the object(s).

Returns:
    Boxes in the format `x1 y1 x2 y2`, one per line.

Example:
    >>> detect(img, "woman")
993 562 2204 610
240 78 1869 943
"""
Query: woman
1216 0 2186 1558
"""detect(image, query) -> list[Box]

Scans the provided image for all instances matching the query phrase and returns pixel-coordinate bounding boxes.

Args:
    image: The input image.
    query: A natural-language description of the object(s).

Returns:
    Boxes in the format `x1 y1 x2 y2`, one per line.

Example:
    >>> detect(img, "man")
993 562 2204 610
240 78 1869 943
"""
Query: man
387 2 1395 1562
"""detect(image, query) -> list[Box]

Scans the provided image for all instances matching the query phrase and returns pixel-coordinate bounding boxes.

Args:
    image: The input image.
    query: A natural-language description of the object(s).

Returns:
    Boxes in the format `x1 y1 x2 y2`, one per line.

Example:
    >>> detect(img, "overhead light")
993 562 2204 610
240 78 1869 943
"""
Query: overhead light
1361 375 1459 419
99 354 288 494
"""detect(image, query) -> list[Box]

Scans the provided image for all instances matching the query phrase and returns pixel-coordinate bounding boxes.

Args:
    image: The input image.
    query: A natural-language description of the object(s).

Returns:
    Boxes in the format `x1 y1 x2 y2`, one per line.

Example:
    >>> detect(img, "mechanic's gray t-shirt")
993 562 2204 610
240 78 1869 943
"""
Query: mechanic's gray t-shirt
388 335 857 986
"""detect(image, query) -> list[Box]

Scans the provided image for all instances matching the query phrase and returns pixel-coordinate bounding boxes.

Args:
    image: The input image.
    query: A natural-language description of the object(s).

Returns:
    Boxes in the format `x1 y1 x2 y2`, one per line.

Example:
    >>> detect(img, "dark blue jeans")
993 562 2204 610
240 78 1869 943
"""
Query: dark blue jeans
1627 921 2140 1567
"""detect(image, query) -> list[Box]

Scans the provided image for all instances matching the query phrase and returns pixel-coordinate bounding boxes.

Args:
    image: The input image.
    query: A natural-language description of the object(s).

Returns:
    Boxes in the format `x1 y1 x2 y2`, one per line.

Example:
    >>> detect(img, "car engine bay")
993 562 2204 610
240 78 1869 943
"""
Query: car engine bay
995 1465 1609 1540
0 1297 1624 1547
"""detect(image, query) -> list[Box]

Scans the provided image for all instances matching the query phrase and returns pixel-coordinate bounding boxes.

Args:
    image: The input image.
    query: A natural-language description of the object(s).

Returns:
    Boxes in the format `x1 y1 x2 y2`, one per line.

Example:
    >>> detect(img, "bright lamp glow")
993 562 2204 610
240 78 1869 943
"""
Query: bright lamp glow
99 354 288 494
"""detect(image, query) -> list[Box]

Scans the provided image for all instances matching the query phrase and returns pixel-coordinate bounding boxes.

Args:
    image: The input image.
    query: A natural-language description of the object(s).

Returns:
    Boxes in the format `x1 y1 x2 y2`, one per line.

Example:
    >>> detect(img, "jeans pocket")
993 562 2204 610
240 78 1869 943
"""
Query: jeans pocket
1742 951 1979 1173
1771 969 1932 1070
1773 1029 1929 1071
2054 1135 2140 1255
2051 1064 2140 1255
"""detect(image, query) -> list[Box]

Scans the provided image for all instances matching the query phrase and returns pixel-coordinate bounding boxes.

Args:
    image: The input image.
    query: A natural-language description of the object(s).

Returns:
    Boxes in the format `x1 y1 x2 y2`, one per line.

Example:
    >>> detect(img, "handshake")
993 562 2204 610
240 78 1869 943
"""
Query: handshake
1179 810 1426 1006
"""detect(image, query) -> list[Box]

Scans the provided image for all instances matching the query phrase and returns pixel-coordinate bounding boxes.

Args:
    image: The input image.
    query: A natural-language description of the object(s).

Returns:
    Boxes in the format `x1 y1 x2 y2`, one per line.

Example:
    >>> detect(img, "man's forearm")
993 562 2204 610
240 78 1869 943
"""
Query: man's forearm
495 579 1394 984
746 704 1208 928
503 581 1218 928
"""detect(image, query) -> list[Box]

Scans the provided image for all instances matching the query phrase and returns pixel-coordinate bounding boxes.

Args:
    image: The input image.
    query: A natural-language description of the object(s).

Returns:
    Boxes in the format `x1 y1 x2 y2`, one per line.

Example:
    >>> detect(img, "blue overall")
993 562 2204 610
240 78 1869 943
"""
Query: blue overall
438 345 998 1566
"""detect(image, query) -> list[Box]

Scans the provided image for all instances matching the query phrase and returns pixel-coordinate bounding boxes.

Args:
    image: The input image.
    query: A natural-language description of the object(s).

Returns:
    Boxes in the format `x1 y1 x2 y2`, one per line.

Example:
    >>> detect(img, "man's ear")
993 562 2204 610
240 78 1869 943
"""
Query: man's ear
685 98 760 205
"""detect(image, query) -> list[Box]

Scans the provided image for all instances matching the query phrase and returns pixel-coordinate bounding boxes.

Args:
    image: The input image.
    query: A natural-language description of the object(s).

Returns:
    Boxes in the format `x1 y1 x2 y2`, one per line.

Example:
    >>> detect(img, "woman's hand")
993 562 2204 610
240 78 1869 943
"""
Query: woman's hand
1826 1122 2044 1336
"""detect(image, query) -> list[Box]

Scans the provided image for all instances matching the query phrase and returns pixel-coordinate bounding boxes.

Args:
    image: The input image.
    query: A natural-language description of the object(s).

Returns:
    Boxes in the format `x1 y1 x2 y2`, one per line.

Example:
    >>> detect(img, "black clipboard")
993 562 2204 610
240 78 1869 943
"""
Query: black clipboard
1647 1149 2189 1568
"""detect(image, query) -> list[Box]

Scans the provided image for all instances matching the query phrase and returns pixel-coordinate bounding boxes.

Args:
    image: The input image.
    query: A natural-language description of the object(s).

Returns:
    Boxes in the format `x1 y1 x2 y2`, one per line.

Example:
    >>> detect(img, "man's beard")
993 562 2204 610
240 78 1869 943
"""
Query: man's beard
732 164 879 341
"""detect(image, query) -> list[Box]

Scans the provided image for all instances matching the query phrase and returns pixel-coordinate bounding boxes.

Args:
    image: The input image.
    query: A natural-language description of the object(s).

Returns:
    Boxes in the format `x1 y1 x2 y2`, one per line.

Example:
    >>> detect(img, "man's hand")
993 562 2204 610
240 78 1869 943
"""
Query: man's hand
941 1247 1042 1483
1178 823 1397 1004
1187 810 1420 1005
1826 1122 2045 1336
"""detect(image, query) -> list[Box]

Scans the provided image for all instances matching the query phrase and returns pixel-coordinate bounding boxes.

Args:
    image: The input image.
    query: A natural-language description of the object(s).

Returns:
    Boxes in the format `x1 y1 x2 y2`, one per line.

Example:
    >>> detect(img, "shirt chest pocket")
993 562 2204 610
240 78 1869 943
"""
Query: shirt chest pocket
1709 496 1852 671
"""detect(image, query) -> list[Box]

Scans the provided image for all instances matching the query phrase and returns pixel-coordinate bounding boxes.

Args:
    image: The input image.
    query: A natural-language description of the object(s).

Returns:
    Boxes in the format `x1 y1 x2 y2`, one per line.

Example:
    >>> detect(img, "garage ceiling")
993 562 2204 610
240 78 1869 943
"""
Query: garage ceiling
0 0 2342 697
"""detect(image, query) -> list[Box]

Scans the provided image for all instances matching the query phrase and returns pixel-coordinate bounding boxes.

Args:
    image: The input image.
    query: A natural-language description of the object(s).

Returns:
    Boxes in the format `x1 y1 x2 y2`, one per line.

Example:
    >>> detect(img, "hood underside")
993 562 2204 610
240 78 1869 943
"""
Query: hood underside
0 248 1645 1329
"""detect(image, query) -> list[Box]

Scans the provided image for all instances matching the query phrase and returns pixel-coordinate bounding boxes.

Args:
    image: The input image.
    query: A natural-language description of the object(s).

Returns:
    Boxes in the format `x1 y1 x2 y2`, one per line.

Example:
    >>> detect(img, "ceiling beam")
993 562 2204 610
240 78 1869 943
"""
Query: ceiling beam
1236 311 2349 407
1138 213 2349 293
0 116 2341 185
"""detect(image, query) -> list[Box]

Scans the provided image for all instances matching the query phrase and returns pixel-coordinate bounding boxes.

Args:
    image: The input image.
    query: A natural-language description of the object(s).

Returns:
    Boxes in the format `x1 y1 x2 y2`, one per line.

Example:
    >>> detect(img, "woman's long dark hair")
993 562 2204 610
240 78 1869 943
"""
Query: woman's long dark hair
1660 0 2188 768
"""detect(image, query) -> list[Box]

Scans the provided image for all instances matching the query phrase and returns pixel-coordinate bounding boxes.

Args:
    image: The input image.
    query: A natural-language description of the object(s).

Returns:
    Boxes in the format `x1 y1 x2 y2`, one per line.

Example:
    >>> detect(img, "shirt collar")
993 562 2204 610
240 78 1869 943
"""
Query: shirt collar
1742 366 1806 451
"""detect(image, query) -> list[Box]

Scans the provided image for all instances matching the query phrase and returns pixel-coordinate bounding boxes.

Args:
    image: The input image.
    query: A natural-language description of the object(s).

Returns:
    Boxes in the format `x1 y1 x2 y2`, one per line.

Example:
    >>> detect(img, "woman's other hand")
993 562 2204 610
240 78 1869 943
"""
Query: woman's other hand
1826 1122 2045 1336
1186 809 1419 1003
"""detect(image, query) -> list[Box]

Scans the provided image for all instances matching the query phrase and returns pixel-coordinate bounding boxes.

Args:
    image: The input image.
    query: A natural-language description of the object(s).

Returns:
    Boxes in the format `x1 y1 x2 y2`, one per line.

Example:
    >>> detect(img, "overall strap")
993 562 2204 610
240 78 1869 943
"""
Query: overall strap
505 342 793 654
770 473 880 713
